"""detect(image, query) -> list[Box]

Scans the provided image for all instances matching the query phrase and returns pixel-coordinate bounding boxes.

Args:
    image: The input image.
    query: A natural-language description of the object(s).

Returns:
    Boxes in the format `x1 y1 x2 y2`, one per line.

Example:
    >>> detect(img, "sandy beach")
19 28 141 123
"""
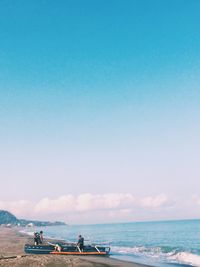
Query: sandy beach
0 227 151 267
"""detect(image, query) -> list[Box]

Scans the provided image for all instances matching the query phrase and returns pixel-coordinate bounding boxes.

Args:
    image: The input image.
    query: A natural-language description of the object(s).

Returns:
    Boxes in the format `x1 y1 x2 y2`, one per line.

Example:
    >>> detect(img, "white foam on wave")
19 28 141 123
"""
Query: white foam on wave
19 229 34 236
169 252 200 267
111 246 200 266
111 245 174 257
111 245 145 254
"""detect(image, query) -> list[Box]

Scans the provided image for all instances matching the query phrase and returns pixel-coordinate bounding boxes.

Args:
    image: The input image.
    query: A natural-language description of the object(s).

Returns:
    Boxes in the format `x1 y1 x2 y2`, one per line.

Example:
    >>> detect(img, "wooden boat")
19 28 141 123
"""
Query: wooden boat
24 242 110 256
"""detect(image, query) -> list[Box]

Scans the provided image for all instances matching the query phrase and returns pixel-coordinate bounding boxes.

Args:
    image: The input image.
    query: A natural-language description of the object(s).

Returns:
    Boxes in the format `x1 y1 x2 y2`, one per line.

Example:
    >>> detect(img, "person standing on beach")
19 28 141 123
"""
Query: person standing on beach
34 232 40 245
39 231 44 244
77 235 84 251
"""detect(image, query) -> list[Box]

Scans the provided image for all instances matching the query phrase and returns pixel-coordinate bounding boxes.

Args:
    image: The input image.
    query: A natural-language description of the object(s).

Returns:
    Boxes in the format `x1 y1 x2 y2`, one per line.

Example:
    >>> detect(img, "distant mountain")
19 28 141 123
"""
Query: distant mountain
0 210 66 226
0 210 18 224
19 219 66 227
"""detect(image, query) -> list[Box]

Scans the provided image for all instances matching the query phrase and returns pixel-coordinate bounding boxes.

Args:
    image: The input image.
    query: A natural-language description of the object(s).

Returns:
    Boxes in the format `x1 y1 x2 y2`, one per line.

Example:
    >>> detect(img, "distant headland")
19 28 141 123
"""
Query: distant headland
0 210 66 227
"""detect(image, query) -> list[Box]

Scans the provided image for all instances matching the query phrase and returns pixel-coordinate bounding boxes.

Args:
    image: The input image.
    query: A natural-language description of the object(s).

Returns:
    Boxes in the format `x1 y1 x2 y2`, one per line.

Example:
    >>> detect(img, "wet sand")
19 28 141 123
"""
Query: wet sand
0 227 151 266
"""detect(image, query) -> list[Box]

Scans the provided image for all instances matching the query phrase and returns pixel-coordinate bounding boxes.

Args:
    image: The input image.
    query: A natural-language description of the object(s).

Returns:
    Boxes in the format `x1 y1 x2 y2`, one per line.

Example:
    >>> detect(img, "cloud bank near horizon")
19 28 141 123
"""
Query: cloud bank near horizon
0 193 175 223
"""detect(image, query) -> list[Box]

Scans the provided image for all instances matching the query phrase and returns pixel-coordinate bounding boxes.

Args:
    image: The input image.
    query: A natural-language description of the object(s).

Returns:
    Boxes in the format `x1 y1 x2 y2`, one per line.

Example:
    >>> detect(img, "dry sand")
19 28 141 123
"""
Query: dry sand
0 227 151 267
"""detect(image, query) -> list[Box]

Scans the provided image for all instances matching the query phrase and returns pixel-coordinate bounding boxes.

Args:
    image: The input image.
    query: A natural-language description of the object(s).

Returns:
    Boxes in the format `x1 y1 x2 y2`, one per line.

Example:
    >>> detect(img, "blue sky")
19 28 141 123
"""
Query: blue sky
0 0 200 223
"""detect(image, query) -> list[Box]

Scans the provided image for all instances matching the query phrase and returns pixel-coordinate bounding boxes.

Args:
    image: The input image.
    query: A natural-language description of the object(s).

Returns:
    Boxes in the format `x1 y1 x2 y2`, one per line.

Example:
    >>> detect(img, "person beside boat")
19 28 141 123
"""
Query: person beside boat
33 231 44 245
39 231 44 243
77 235 84 251
33 232 40 245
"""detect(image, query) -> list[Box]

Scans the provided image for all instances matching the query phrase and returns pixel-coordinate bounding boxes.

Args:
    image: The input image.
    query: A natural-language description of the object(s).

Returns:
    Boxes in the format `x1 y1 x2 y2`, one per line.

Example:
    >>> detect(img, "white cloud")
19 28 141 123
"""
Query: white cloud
33 193 135 214
140 194 170 208
34 195 76 213
0 193 173 223
76 193 135 211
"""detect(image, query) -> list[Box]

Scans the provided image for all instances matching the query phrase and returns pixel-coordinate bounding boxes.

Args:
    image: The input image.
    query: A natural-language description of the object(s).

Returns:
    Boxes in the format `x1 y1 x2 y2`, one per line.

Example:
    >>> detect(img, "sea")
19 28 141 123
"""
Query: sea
21 219 200 267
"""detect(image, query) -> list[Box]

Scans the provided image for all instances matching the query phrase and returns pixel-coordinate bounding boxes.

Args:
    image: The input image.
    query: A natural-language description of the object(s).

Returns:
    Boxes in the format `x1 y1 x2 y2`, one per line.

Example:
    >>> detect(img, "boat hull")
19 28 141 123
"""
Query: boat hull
24 244 110 256
50 251 108 255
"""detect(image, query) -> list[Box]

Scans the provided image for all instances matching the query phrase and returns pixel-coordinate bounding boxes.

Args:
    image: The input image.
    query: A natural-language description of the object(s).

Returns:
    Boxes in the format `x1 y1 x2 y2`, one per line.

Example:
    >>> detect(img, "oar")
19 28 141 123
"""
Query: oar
77 245 82 253
95 246 100 253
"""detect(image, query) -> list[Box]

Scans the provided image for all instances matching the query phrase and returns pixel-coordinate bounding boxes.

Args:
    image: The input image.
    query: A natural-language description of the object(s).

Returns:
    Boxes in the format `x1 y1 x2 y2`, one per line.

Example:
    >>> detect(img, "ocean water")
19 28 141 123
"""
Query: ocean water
22 219 200 267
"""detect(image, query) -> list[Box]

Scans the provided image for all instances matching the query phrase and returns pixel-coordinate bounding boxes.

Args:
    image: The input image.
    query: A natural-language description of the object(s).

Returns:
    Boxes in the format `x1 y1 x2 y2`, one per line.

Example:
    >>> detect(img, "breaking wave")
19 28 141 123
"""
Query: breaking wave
170 252 200 267
111 246 200 266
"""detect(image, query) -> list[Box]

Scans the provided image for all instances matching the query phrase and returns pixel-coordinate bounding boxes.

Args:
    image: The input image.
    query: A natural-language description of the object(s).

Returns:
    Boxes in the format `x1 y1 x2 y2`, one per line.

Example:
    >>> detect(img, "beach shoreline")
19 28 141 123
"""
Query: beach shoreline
0 226 151 267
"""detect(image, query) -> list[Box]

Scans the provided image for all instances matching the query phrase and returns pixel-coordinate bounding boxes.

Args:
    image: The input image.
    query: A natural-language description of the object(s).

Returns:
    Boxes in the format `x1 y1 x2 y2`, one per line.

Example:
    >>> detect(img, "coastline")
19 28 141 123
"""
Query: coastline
0 226 151 267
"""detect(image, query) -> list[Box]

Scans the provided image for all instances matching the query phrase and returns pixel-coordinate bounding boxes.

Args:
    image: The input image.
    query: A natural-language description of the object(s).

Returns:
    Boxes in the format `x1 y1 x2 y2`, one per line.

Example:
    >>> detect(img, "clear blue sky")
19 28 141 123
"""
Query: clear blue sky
0 0 200 223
